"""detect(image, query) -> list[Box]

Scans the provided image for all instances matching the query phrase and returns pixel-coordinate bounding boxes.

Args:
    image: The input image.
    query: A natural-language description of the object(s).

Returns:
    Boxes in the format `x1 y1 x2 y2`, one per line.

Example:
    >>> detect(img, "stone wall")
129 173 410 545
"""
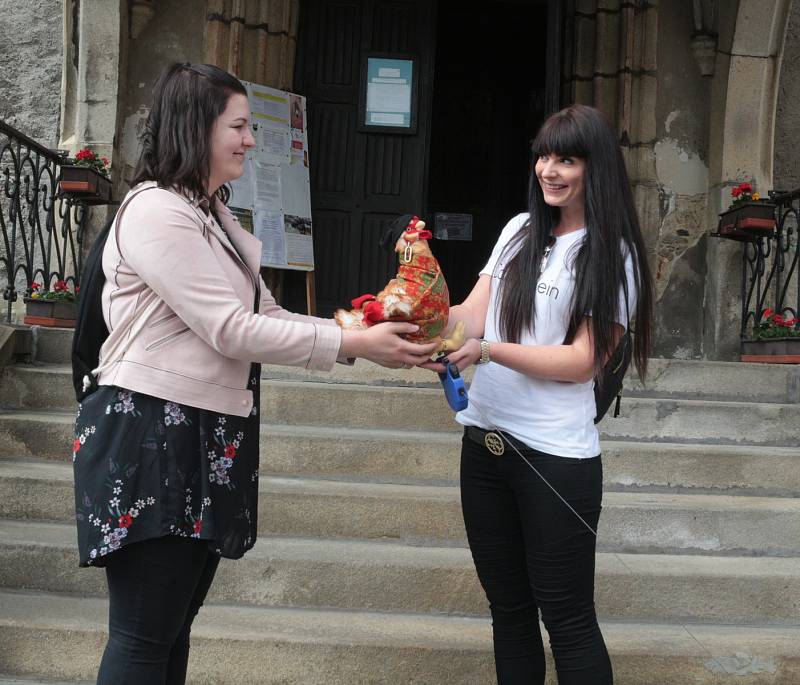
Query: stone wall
0 0 63 322
564 0 712 359
0 0 63 146
775 0 800 192
649 1 713 359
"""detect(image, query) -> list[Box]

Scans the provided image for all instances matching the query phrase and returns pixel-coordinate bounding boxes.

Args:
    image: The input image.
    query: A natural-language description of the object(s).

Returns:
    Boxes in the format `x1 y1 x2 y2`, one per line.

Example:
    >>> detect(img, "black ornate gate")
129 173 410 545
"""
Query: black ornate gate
739 189 800 345
0 119 89 323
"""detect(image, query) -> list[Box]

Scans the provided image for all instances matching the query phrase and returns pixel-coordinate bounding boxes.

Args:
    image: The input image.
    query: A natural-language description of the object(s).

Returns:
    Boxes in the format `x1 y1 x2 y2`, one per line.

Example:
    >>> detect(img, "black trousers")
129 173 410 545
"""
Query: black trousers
96 535 221 684
460 429 612 685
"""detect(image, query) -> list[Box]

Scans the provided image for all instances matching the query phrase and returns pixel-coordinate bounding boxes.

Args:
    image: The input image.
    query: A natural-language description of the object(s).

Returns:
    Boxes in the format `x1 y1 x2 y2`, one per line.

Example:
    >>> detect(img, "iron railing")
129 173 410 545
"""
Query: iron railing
0 119 88 323
739 189 800 345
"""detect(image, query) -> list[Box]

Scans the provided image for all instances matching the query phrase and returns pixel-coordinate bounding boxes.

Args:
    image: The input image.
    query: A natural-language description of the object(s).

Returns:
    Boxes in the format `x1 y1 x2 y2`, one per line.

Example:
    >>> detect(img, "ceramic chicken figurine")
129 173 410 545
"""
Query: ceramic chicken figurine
334 215 465 358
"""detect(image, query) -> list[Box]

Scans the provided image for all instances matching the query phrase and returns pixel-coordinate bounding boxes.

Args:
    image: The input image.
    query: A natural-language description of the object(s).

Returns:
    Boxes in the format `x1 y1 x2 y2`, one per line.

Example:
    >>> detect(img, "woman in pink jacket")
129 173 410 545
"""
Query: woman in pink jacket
72 62 436 684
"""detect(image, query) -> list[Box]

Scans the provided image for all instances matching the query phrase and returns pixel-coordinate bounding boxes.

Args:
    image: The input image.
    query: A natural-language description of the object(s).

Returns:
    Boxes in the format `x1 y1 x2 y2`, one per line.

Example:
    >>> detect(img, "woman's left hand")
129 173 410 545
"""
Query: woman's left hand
418 337 482 373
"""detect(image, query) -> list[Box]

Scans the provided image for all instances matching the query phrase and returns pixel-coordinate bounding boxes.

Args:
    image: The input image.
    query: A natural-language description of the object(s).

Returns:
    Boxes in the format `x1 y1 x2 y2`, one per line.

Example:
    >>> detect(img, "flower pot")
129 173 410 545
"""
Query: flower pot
741 337 800 364
58 165 112 205
23 298 77 328
717 202 776 242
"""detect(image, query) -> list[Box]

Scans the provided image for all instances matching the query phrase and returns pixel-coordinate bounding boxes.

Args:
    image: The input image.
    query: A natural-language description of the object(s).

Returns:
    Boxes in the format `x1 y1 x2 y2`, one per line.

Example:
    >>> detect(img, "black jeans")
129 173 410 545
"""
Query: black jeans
460 429 612 685
96 535 221 684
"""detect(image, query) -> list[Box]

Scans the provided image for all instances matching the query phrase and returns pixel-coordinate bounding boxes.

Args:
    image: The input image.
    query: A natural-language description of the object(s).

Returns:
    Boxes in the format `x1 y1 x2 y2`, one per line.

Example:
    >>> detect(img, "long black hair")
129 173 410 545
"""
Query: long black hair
497 104 653 379
132 63 247 205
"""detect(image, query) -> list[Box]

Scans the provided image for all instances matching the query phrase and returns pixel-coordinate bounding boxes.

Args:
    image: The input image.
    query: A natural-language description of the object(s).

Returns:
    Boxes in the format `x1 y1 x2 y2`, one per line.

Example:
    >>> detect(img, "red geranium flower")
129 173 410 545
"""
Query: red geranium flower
224 444 237 459
53 279 68 292
30 282 41 291
739 182 753 193
731 187 741 198
772 314 784 325
194 520 203 534
762 307 774 319
73 438 81 453
118 513 133 528
75 148 95 161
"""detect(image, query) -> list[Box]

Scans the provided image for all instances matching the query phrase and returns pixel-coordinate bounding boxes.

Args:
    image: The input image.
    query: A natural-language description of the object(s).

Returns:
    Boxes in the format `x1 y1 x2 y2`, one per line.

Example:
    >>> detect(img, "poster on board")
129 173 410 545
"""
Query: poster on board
228 81 314 271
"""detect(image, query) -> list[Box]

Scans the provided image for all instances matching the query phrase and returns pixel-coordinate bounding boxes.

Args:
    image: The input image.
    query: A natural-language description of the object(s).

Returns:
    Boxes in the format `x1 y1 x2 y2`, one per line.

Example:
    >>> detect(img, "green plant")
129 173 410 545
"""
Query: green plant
28 279 77 302
70 147 110 178
753 308 800 340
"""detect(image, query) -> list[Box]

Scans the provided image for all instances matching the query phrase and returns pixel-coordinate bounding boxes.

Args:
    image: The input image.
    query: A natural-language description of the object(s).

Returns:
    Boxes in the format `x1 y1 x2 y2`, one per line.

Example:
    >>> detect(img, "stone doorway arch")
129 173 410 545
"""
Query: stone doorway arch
704 0 792 359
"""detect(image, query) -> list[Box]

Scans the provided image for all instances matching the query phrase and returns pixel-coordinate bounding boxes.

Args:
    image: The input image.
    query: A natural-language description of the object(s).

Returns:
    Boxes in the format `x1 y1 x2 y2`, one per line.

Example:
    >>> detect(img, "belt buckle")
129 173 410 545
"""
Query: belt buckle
484 431 505 456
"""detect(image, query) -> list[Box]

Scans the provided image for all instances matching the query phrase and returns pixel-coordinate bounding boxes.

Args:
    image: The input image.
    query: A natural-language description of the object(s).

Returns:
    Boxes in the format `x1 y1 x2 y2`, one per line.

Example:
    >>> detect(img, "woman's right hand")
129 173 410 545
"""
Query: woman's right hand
340 323 439 368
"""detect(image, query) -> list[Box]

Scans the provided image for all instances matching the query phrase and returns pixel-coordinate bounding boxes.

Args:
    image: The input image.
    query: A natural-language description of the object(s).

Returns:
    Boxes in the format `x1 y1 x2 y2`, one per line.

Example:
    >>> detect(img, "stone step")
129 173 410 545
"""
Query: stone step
5 413 799 495
27 327 73 365
1 519 799 624
261 357 800 404
26 324 800 402
263 479 800 555
4 366 799 446
0 679 89 685
3 590 800 684
4 459 799 556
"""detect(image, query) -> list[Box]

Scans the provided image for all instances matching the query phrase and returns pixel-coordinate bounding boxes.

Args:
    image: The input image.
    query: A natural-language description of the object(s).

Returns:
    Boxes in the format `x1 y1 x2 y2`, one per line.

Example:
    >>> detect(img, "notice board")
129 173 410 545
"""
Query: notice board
228 80 314 271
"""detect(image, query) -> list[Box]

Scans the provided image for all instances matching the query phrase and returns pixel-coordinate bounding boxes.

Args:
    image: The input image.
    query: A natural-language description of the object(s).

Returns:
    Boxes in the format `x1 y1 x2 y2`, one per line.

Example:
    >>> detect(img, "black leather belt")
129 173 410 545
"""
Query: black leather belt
464 425 530 454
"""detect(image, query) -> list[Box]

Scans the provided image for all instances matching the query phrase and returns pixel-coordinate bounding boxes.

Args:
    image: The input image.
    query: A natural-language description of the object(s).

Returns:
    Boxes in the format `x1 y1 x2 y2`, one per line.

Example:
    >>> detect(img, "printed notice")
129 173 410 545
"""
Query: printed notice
254 161 282 212
365 57 413 128
254 210 286 267
255 126 290 162
237 80 313 270
284 214 314 270
229 158 255 210
249 86 290 125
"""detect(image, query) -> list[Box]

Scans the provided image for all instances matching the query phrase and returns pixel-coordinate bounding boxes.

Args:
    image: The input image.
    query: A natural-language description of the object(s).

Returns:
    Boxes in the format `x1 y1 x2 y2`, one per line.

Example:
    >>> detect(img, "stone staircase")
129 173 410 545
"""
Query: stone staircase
0 327 799 684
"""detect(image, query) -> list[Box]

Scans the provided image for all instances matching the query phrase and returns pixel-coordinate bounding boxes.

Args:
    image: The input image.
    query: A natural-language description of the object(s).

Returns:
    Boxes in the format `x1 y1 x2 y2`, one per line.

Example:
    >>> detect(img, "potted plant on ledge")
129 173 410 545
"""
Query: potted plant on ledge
741 308 800 363
23 279 78 328
717 182 776 241
58 147 112 204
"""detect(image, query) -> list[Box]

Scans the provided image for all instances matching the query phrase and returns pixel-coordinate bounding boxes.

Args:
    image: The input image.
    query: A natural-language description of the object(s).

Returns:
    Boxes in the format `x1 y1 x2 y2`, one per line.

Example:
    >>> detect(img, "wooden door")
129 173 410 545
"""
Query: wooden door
295 0 435 315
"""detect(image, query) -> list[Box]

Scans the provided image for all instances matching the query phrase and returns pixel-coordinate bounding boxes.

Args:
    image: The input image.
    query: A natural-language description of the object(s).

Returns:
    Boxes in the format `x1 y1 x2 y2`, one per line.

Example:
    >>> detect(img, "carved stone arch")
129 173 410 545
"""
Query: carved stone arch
704 0 791 358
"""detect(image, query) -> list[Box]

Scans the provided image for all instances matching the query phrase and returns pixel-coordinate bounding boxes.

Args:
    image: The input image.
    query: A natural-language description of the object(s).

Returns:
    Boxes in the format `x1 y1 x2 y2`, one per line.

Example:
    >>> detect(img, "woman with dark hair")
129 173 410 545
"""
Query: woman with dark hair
72 62 436 684
423 104 653 684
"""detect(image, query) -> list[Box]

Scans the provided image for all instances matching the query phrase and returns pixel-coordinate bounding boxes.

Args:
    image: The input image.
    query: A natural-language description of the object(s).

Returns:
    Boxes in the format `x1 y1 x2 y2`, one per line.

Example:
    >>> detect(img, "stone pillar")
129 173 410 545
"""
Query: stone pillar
59 0 125 170
704 0 791 359
59 0 128 250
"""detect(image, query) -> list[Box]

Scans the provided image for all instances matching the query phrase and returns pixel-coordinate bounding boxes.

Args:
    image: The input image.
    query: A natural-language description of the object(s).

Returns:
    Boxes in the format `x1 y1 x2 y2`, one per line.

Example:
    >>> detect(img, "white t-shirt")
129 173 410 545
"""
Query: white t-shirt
456 213 637 459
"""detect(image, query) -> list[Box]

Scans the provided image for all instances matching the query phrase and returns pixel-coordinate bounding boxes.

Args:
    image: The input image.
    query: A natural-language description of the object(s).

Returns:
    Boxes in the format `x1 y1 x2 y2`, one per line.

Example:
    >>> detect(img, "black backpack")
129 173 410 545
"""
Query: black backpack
71 186 155 402
593 279 632 424
71 216 114 402
593 327 632 424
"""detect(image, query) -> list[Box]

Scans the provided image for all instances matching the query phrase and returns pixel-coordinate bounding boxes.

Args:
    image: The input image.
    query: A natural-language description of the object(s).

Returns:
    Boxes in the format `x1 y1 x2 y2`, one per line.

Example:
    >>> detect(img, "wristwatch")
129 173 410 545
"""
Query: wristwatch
477 339 491 365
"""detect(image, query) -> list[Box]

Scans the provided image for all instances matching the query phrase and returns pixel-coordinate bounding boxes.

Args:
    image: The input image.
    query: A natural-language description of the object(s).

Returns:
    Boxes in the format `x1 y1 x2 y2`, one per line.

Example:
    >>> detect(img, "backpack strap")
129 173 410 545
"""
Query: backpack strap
71 184 160 401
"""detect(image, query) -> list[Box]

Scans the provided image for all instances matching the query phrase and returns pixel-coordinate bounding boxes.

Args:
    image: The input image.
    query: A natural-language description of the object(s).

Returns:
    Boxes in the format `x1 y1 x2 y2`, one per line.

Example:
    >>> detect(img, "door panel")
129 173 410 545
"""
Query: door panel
297 0 434 315
311 210 359 312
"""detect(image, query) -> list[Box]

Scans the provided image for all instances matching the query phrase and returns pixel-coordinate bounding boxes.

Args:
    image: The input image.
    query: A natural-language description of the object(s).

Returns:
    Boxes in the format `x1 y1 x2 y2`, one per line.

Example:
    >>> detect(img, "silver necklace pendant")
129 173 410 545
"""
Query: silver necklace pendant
540 245 552 272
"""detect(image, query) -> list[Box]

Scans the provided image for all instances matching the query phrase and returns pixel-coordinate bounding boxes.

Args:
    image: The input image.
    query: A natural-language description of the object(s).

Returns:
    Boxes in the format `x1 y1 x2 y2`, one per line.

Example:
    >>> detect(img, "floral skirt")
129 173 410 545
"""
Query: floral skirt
72 367 260 567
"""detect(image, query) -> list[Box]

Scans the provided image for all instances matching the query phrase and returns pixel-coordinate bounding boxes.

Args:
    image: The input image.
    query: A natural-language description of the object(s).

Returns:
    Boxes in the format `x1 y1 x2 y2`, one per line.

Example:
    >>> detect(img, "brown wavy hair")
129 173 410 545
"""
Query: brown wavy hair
132 63 247 205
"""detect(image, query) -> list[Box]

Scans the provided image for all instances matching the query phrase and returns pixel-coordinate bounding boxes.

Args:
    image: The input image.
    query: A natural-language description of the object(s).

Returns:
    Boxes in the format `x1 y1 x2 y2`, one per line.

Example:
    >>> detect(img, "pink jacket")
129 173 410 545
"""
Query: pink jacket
95 182 342 417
